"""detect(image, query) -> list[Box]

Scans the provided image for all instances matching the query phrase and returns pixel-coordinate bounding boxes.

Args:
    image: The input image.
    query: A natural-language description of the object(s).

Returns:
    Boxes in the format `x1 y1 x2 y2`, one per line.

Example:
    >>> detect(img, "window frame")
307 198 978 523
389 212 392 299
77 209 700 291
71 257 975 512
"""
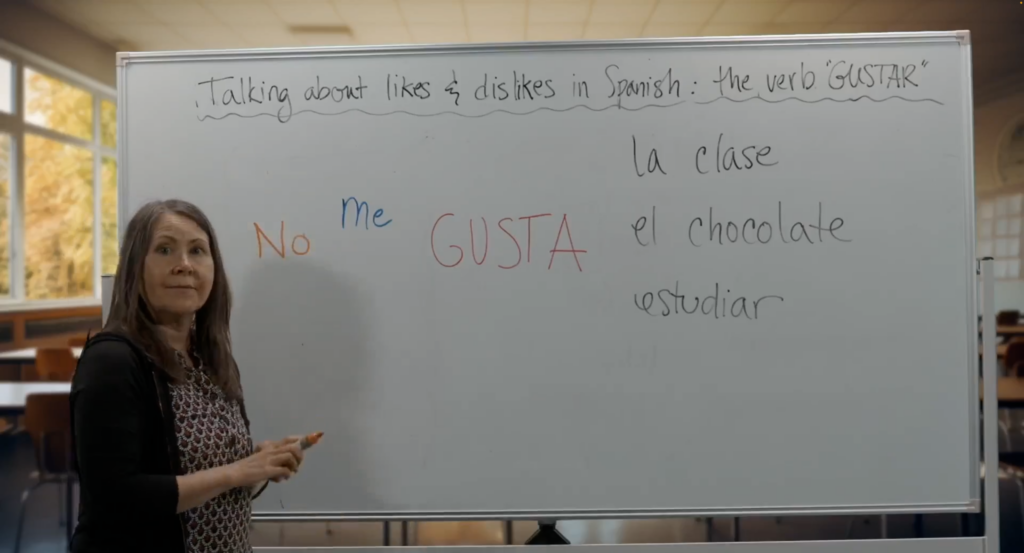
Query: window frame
977 189 1024 281
0 39 115 310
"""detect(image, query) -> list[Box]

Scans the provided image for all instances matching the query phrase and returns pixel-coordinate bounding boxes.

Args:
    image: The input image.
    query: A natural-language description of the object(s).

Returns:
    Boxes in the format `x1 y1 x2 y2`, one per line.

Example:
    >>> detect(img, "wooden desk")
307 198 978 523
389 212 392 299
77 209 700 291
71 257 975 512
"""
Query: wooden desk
982 377 1024 408
0 347 82 361
980 344 1009 357
0 382 72 417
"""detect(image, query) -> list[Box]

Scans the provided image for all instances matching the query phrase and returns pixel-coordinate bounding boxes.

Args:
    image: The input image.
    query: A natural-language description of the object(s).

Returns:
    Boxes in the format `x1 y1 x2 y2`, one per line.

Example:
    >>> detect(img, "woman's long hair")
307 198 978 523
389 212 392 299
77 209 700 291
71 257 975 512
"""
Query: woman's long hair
104 199 241 400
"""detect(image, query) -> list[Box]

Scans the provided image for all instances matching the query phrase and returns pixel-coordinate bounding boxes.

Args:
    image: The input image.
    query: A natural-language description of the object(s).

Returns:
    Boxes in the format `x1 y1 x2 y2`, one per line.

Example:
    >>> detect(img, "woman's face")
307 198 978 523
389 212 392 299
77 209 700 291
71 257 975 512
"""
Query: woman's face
143 213 215 321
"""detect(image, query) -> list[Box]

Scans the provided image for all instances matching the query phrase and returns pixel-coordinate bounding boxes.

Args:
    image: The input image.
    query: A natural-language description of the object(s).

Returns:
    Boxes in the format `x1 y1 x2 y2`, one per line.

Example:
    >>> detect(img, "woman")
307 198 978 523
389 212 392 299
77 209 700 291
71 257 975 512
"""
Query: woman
71 199 303 553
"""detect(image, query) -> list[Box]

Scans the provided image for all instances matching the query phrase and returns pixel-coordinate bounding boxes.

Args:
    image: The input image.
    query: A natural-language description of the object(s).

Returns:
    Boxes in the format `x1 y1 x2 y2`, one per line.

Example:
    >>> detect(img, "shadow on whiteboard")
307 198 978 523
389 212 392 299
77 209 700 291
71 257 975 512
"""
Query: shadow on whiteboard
233 258 381 512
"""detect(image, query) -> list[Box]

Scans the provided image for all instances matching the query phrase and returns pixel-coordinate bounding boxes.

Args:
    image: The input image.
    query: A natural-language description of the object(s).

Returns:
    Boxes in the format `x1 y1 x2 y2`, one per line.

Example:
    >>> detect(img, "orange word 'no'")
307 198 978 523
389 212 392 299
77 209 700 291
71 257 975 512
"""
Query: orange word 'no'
254 221 311 258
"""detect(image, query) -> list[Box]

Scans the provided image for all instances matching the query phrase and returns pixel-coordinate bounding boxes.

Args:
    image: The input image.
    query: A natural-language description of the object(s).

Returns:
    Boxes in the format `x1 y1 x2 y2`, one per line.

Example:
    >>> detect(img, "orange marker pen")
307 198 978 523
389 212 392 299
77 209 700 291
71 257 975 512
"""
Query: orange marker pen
299 432 323 450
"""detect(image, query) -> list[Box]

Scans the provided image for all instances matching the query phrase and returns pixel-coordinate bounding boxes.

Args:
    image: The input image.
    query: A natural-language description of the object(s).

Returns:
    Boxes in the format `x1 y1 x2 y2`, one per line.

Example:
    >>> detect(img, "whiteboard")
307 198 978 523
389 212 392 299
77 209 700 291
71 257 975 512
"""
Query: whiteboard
117 33 979 519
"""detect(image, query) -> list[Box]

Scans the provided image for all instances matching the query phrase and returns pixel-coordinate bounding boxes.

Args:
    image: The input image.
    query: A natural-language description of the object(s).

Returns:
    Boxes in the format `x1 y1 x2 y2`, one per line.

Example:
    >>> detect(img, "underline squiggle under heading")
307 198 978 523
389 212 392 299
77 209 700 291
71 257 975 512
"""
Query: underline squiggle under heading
195 100 686 122
195 94 942 123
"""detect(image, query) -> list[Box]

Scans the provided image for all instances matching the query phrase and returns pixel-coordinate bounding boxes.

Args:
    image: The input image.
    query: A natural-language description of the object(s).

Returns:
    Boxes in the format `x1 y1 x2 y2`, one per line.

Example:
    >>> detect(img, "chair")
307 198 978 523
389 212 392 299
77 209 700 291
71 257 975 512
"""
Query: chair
999 311 1022 326
1005 340 1024 377
67 336 87 348
14 392 74 553
35 348 77 382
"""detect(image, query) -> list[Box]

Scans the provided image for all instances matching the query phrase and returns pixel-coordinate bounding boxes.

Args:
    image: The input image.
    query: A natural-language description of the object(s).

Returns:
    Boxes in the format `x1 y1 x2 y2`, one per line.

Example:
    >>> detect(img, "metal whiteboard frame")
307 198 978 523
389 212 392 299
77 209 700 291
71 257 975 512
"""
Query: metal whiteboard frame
116 31 982 522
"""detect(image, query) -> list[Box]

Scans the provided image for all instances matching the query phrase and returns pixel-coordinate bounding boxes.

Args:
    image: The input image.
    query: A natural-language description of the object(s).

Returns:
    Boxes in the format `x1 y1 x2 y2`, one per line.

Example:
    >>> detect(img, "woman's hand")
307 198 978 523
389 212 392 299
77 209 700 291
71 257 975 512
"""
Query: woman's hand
254 436 304 483
255 436 302 453
230 441 304 488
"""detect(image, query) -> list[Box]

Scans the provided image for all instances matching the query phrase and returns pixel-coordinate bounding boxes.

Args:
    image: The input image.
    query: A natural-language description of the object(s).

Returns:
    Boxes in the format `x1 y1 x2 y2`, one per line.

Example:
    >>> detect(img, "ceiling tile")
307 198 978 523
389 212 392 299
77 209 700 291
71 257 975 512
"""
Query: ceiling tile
709 1 788 24
642 23 702 37
589 0 656 24
886 22 943 32
822 22 884 34
234 25 305 47
774 0 855 24
528 1 589 24
465 1 526 25
331 0 404 24
205 2 281 25
583 22 644 39
139 40 193 52
111 23 186 46
964 4 1020 23
648 0 721 25
761 23 820 35
296 33 356 46
269 1 343 25
354 24 413 44
835 0 922 24
468 24 526 42
526 22 585 40
700 23 766 36
173 25 248 49
409 23 469 43
72 0 161 23
400 1 464 24
900 1 974 23
73 22 123 44
143 2 216 24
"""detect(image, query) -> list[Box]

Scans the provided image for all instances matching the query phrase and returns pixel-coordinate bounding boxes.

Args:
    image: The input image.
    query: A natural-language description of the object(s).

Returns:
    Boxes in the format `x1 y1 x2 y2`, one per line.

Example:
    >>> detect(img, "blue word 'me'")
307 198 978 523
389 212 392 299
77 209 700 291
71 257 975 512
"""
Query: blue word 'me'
341 197 392 229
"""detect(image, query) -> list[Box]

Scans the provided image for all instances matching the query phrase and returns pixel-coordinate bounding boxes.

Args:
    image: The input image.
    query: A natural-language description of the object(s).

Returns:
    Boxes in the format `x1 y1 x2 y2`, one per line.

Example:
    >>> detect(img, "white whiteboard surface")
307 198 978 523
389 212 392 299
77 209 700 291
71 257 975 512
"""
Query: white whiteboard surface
118 33 978 518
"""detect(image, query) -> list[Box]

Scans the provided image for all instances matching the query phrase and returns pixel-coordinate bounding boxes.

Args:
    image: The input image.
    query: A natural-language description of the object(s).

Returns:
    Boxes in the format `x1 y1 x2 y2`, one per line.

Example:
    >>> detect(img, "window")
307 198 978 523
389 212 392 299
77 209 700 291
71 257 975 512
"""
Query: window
0 43 117 305
978 194 1023 280
0 57 11 114
24 135 94 299
0 134 10 296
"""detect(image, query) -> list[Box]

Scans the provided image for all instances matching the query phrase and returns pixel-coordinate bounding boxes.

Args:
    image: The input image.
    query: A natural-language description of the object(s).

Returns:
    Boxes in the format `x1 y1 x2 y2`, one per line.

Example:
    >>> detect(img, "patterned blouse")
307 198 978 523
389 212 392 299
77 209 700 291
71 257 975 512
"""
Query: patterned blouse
170 353 254 553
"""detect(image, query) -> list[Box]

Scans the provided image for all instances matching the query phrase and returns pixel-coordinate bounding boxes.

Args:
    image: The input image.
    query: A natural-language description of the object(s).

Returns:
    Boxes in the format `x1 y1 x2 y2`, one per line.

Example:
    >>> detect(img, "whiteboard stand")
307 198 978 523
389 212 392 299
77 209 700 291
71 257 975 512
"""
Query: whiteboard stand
525 520 570 545
981 257 999 553
100 274 114 326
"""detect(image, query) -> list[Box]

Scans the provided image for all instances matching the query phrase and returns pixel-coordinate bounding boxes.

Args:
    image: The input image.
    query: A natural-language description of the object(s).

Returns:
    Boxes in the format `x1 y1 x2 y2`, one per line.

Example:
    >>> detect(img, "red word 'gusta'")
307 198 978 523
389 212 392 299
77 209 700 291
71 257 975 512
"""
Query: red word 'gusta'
430 213 587 271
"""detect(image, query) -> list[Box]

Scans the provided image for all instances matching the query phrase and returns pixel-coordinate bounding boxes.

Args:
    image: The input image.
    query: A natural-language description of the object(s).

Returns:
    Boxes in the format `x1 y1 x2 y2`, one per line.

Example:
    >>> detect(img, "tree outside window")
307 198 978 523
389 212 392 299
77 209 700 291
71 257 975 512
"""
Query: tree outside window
0 48 118 304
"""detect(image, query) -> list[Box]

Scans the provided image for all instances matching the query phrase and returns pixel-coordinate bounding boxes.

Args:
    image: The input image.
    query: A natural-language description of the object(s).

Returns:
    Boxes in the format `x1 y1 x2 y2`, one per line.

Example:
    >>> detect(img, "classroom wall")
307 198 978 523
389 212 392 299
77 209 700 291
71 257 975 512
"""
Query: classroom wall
0 0 116 87
975 88 1024 310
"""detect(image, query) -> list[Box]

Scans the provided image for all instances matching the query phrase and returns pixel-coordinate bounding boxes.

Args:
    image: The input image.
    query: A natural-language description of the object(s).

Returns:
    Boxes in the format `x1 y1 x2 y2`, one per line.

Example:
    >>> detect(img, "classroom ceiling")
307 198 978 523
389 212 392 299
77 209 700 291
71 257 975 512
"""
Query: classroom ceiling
27 0 1024 99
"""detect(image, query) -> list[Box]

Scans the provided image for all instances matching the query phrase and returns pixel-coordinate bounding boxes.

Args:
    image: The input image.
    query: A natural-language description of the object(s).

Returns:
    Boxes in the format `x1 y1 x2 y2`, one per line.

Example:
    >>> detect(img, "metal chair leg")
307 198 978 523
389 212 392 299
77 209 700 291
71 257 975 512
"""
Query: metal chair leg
58 477 65 527
14 481 44 553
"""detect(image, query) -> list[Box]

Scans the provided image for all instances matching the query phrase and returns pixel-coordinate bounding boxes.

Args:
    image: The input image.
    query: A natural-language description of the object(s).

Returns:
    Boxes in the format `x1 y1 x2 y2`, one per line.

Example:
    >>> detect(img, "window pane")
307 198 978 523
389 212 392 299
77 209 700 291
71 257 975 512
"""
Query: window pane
978 220 992 239
997 219 1009 236
0 57 11 114
101 157 118 275
24 68 93 141
980 202 995 220
25 134 94 299
100 99 116 149
995 260 1008 279
0 134 10 295
978 240 994 257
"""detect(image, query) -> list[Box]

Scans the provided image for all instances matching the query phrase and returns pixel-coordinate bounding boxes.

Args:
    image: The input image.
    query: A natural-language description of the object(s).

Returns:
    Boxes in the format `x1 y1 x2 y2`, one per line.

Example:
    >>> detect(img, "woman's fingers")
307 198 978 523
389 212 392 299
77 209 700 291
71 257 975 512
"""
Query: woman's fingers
268 466 292 482
270 451 299 472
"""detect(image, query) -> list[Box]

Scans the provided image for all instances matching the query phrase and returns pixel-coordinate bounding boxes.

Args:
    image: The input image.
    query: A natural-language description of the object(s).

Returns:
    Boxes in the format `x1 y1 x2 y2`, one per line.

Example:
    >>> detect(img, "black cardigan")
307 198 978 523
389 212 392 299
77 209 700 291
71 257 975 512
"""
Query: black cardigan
69 332 260 553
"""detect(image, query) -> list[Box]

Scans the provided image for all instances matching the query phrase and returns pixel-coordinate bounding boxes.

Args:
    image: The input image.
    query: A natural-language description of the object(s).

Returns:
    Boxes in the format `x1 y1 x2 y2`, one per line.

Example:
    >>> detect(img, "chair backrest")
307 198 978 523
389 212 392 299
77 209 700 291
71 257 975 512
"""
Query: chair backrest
67 336 87 347
35 348 77 382
24 392 72 475
1006 339 1024 377
998 310 1021 326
